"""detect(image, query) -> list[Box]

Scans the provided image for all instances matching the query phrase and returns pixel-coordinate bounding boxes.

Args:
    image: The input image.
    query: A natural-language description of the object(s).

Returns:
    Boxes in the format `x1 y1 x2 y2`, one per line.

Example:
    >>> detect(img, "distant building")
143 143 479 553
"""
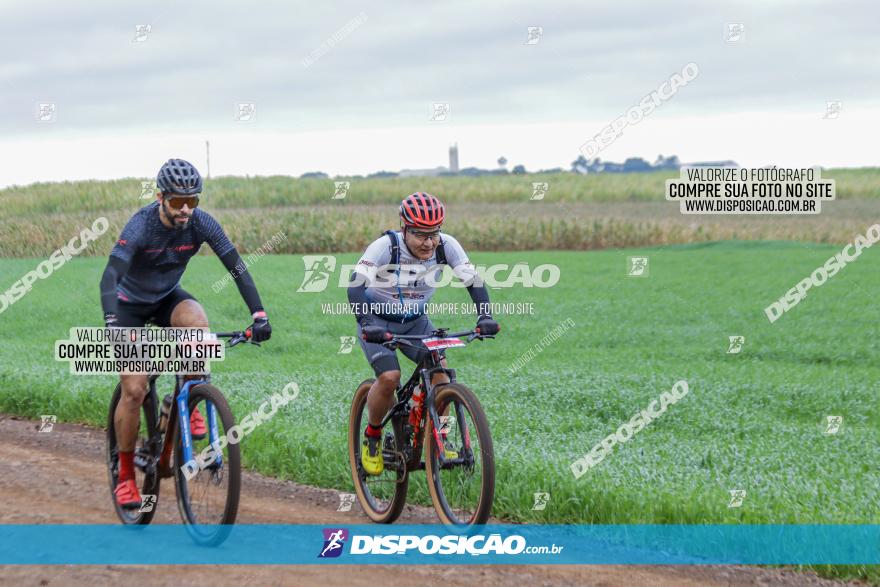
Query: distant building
653 154 681 170
449 143 459 173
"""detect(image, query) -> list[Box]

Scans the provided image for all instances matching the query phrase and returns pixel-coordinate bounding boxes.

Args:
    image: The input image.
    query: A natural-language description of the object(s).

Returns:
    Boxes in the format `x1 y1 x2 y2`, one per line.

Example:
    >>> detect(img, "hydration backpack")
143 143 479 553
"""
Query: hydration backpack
384 230 447 265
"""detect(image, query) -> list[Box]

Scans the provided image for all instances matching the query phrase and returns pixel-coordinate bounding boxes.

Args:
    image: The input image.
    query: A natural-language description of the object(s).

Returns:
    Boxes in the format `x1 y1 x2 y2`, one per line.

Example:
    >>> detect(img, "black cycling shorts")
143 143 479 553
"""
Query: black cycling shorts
357 314 445 376
115 287 197 328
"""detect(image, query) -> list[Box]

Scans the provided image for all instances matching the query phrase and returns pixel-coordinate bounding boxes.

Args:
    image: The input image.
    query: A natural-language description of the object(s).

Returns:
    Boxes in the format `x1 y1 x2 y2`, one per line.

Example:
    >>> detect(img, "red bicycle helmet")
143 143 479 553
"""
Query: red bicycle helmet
399 192 445 229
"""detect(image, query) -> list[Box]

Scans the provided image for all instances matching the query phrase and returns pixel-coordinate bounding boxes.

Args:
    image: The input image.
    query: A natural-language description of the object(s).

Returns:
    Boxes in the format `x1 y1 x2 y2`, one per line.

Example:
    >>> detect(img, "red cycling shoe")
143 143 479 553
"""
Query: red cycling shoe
190 406 207 440
114 478 142 510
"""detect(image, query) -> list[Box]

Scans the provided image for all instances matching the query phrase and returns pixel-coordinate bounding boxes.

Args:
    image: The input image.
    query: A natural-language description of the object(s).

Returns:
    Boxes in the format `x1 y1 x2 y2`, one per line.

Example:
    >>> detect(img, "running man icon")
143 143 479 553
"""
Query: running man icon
319 528 348 558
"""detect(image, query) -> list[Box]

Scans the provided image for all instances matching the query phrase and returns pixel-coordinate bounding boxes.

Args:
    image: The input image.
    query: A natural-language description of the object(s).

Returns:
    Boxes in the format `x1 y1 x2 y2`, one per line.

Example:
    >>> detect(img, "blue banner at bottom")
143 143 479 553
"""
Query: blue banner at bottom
0 525 878 564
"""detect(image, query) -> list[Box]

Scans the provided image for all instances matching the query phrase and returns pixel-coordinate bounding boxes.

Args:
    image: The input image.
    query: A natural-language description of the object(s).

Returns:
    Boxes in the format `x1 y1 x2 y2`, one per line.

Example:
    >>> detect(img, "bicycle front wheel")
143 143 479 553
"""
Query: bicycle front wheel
173 383 240 546
425 382 495 526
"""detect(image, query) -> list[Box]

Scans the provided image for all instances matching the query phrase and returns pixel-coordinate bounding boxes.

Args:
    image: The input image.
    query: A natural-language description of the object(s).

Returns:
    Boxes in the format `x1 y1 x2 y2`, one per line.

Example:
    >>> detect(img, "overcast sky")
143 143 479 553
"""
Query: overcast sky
0 0 877 186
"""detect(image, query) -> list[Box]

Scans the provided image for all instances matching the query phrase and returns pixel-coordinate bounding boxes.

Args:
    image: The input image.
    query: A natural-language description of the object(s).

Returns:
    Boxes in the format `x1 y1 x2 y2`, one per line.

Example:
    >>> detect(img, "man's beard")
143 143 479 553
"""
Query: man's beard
163 203 189 231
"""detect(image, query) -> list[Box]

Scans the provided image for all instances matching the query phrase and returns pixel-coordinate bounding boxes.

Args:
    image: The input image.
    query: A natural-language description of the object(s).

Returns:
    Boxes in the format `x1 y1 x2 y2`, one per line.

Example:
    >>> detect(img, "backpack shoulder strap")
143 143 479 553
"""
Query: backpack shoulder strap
435 237 447 265
383 230 400 266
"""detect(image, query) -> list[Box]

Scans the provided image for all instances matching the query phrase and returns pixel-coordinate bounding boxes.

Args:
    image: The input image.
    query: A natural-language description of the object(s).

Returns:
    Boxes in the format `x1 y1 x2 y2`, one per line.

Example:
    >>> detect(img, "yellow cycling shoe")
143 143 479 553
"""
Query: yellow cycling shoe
361 437 384 476
442 436 459 460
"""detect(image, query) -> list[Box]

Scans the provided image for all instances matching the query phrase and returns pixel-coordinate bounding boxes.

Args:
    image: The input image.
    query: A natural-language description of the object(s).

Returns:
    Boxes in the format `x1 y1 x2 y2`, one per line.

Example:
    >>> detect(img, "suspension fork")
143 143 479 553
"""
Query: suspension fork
421 362 461 464
157 376 216 474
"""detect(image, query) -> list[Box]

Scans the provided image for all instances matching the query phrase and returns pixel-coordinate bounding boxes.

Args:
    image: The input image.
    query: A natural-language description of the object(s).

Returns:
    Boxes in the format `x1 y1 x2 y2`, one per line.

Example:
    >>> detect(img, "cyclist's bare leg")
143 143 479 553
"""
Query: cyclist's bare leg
170 299 209 328
115 374 149 451
170 300 209 381
367 370 400 428
432 358 451 417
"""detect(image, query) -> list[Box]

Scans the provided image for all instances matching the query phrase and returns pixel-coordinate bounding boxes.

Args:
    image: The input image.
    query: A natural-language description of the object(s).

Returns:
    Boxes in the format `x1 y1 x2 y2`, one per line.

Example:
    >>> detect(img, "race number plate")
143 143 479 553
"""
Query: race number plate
423 337 466 350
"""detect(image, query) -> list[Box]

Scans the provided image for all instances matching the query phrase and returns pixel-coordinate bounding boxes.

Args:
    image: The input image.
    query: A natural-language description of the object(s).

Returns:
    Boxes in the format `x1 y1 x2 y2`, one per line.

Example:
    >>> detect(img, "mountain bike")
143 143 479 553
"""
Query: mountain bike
106 329 257 546
348 328 495 527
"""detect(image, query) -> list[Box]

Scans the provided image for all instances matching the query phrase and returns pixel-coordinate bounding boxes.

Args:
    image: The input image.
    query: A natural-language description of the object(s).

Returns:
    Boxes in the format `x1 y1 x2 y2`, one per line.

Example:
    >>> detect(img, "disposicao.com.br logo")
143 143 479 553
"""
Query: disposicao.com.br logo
297 256 560 292
318 529 564 558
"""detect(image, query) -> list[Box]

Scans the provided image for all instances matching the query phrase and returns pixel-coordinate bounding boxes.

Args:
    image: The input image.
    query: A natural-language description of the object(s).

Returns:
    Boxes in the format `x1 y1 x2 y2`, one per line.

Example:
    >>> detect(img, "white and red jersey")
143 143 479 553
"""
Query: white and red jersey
353 231 479 316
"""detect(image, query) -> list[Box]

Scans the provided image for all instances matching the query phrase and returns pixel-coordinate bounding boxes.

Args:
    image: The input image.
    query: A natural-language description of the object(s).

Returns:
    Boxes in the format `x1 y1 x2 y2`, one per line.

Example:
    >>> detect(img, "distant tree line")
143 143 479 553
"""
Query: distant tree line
298 154 686 179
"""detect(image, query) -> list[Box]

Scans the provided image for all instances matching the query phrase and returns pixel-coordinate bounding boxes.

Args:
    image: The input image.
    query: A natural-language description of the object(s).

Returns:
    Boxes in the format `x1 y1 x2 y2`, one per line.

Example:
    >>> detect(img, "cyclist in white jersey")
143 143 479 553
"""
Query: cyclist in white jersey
347 192 499 475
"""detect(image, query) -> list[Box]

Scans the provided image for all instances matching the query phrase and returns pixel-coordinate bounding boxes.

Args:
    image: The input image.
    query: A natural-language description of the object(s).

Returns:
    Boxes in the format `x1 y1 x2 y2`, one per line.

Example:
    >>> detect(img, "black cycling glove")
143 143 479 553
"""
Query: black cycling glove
476 315 500 336
249 312 272 343
362 325 390 344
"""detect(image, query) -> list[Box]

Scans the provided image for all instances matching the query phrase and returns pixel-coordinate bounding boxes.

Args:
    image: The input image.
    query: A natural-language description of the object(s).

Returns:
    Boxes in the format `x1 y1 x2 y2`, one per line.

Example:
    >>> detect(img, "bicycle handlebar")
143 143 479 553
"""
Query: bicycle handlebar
212 329 256 348
378 328 495 349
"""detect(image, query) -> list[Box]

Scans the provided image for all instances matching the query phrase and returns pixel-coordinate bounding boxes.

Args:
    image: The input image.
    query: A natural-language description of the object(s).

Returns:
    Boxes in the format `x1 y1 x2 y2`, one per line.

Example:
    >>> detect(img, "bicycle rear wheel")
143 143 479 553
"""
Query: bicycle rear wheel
106 381 161 525
348 378 409 523
173 383 240 546
425 382 495 526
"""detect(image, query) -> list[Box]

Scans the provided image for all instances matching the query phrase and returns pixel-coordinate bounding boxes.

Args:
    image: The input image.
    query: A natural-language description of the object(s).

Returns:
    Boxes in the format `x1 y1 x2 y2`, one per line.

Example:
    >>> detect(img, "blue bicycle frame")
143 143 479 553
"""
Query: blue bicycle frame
175 378 222 468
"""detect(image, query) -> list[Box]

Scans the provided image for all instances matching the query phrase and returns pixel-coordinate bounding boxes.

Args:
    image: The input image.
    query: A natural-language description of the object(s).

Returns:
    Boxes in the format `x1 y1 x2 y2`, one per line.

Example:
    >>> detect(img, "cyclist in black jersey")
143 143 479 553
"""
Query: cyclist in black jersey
99 159 272 509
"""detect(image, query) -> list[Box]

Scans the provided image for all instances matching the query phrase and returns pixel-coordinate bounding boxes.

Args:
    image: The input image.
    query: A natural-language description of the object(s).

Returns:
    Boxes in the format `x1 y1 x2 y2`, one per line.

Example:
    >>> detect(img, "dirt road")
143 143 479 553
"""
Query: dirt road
0 416 854 586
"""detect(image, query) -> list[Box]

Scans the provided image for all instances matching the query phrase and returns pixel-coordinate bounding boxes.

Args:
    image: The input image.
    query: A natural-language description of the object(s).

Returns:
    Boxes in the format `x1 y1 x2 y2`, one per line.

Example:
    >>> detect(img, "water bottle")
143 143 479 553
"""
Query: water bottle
158 394 173 433
409 385 424 428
